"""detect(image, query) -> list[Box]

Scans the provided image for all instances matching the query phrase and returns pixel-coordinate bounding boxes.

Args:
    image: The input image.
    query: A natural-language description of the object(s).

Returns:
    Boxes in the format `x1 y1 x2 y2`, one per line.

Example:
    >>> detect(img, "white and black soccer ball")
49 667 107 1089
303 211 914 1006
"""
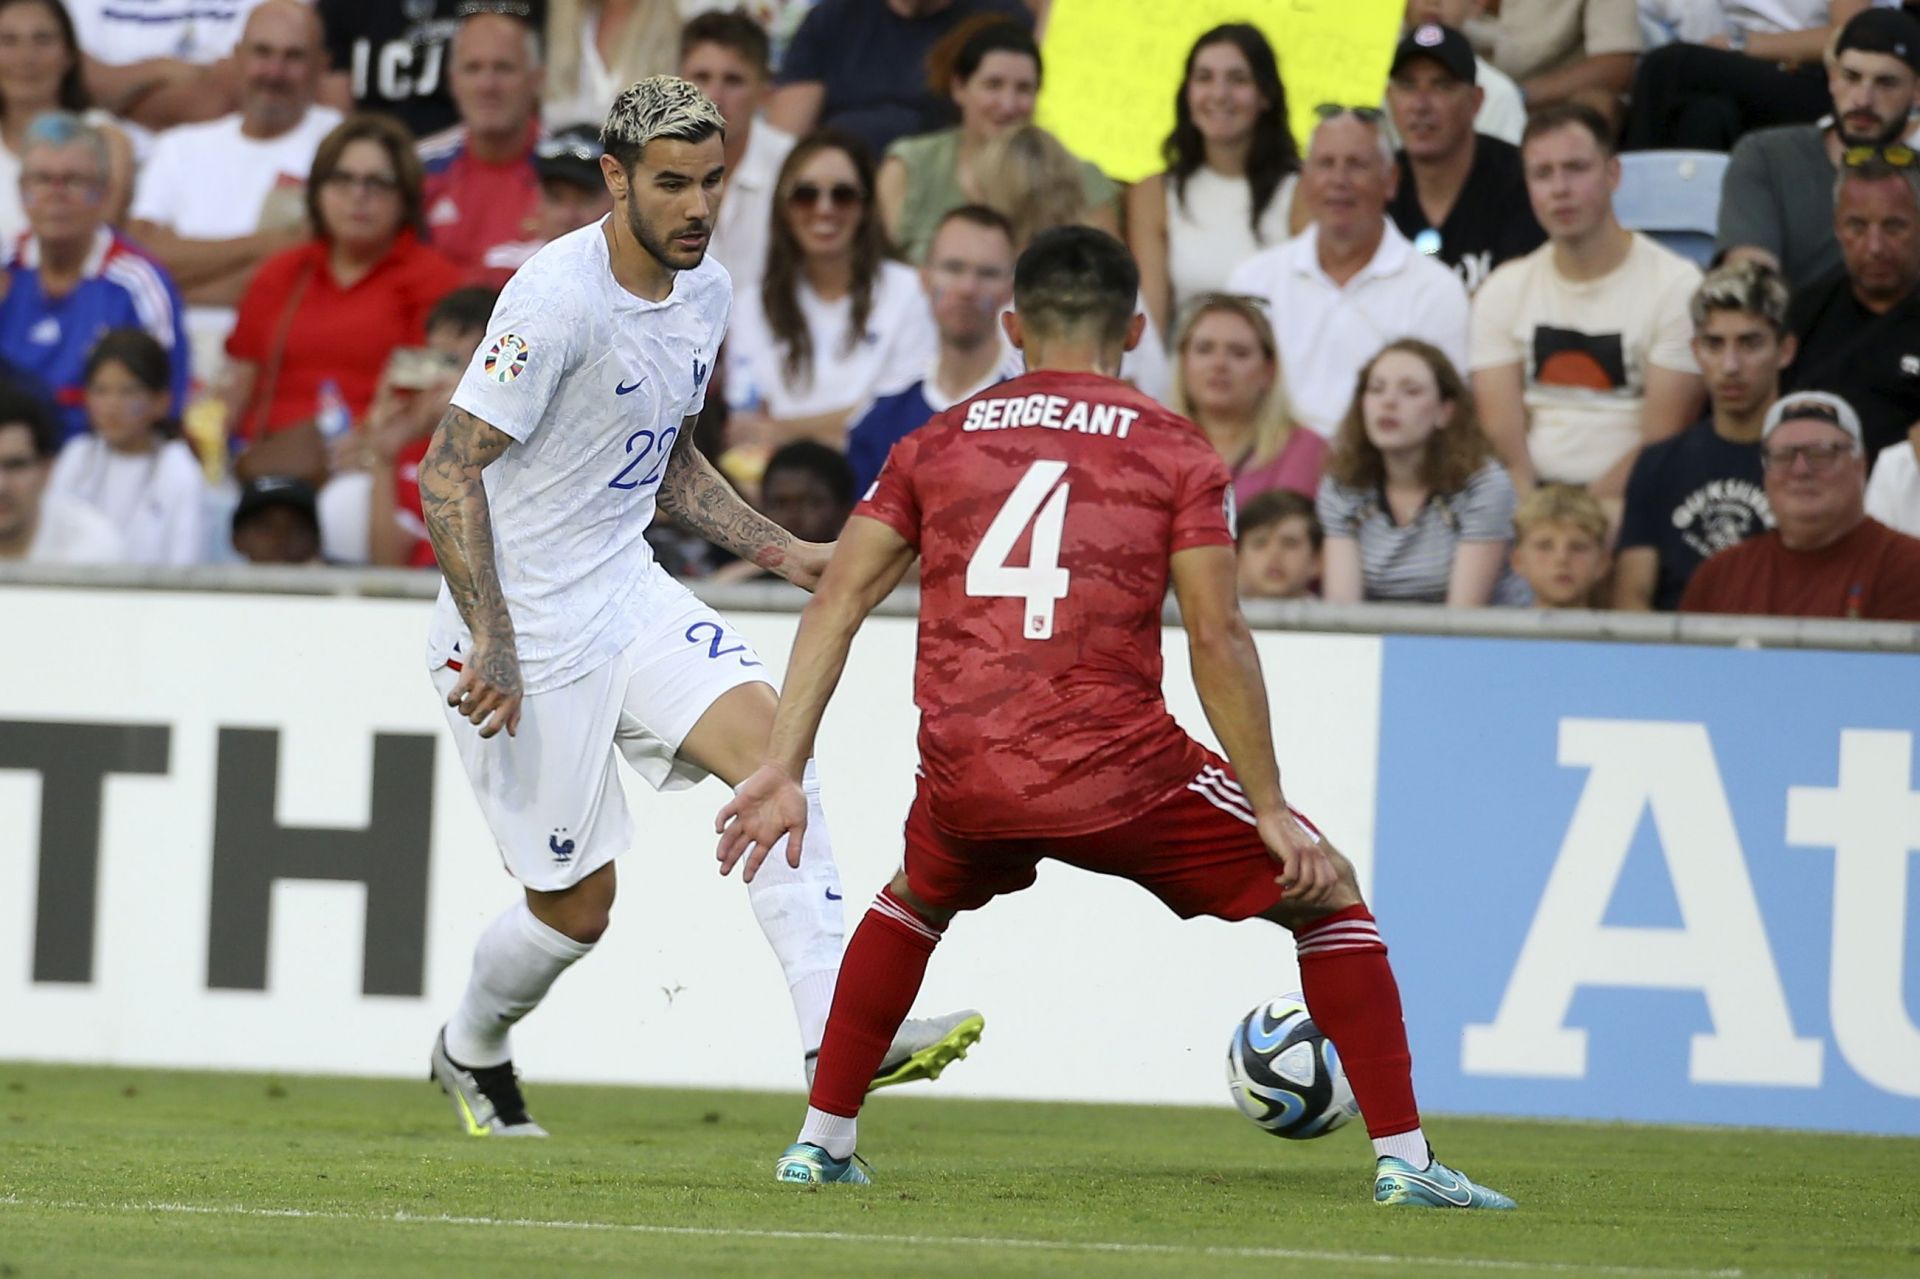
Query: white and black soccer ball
1225 993 1360 1139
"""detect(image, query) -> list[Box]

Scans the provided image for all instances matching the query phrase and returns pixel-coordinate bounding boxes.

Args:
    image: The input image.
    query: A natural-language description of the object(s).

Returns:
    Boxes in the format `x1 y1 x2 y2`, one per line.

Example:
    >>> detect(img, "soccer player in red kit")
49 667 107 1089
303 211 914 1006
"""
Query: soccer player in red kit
717 227 1514 1209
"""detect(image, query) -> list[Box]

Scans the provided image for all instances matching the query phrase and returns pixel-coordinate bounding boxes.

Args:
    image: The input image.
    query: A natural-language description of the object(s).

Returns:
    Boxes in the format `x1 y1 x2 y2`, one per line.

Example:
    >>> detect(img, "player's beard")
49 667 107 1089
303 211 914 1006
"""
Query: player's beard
629 201 709 274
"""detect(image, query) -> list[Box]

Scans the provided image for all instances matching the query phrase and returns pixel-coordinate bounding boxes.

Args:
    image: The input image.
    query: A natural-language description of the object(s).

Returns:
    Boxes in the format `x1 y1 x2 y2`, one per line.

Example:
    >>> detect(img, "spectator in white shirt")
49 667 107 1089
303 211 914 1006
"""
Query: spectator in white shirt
1227 106 1470 438
71 0 271 131
681 8 793 309
0 384 123 563
1471 101 1705 510
725 128 935 452
1865 429 1920 535
44 328 204 564
128 0 342 384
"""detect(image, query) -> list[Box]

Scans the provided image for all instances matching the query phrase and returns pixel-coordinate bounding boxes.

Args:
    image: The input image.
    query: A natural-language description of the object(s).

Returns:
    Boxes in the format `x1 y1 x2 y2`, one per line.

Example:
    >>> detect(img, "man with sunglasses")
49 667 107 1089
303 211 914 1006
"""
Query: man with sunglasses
1681 391 1920 619
1782 150 1920 467
1720 8 1920 293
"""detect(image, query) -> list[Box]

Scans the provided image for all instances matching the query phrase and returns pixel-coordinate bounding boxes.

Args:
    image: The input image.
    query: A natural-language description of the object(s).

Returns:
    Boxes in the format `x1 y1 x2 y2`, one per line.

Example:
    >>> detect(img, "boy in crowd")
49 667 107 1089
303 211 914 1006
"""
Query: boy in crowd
1236 490 1322 601
1510 484 1610 609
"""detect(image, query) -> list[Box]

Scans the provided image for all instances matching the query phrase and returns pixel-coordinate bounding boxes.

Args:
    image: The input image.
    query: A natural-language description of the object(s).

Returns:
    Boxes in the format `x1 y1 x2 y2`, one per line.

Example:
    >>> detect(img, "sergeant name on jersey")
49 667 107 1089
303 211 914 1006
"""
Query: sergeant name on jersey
961 393 1139 439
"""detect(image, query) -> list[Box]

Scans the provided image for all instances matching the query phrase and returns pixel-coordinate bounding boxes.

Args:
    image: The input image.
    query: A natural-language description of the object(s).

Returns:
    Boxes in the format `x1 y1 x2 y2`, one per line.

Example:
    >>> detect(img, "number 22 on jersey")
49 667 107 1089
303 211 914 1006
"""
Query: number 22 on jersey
967 460 1071 640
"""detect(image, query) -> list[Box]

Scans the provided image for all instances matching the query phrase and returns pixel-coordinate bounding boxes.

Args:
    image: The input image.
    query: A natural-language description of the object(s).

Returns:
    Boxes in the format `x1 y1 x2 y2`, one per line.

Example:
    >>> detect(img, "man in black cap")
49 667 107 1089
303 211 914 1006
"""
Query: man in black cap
1385 23 1544 295
532 123 614 245
1719 8 1920 292
232 475 322 565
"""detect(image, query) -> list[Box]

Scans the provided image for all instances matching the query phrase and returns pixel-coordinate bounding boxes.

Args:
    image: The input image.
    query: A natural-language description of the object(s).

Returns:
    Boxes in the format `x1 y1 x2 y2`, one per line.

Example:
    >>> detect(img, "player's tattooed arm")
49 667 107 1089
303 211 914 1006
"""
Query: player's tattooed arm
420 405 523 737
657 420 831 589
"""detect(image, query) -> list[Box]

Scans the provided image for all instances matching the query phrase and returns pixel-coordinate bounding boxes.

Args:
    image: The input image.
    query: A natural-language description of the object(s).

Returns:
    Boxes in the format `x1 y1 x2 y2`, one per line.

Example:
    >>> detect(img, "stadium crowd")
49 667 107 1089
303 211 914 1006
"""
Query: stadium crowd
2 0 1919 621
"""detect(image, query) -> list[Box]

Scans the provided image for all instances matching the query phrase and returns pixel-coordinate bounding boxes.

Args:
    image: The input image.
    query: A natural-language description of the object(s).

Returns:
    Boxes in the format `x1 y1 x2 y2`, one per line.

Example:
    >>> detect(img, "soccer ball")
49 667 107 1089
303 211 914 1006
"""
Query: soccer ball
1225 994 1360 1139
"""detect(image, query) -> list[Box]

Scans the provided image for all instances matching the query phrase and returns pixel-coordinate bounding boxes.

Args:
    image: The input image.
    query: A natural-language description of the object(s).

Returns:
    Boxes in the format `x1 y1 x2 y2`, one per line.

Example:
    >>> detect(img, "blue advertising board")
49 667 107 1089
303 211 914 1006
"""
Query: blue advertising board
1374 636 1920 1135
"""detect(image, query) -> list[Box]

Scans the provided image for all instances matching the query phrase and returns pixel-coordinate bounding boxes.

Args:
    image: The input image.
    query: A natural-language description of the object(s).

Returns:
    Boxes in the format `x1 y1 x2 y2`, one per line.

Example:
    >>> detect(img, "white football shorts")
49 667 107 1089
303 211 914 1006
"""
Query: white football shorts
432 572 773 891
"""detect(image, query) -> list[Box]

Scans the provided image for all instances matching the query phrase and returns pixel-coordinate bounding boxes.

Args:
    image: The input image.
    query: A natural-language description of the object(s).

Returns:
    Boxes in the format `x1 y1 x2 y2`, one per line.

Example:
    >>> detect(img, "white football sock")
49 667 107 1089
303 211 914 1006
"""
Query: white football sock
744 760 846 1055
443 899 594 1068
1372 1127 1429 1167
798 1105 858 1161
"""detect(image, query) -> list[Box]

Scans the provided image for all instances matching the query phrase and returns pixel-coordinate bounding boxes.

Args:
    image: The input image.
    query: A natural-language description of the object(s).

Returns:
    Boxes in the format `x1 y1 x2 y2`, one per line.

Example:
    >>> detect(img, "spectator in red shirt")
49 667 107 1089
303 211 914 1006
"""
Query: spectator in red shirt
224 112 463 486
1682 390 1920 620
418 9 545 287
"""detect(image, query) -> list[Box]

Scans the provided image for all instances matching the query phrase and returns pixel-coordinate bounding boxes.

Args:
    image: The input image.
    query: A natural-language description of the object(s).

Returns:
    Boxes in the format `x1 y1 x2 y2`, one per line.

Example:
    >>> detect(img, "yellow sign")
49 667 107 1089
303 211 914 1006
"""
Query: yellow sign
1035 0 1404 184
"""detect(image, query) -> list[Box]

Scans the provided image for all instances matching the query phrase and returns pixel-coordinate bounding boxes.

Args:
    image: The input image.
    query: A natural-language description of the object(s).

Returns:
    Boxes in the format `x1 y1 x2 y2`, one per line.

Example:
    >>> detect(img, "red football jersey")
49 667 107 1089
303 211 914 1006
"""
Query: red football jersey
858 368 1236 839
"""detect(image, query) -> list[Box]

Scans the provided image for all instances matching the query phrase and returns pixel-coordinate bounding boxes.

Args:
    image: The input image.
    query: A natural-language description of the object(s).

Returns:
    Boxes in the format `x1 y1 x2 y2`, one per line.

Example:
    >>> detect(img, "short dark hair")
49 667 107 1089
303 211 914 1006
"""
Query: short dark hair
1012 226 1138 345
1237 489 1322 549
429 285 499 335
680 8 771 76
763 440 856 507
930 202 1016 249
1521 101 1615 158
0 387 61 460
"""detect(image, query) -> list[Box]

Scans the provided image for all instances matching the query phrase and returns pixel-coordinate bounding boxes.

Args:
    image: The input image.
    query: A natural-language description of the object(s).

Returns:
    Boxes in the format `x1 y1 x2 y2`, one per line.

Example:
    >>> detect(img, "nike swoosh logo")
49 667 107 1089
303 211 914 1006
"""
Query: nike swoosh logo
616 379 645 395
825 888 843 901
1394 1168 1473 1206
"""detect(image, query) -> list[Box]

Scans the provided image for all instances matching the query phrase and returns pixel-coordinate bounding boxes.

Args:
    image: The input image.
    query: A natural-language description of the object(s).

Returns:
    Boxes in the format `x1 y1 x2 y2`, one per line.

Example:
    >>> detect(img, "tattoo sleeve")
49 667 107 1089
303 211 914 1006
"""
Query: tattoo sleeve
420 405 519 659
655 423 799 573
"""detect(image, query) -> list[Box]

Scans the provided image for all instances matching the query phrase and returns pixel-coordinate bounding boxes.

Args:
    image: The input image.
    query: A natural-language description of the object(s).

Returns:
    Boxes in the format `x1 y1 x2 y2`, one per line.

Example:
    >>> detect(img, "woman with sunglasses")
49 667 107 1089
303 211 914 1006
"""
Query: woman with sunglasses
223 114 462 488
876 17 1116 265
726 128 935 455
1127 23 1304 339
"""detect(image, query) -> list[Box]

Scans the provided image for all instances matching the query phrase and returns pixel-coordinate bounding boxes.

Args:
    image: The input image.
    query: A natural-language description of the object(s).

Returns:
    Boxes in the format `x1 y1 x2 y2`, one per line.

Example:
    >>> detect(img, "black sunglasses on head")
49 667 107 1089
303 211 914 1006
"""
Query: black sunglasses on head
1314 103 1385 124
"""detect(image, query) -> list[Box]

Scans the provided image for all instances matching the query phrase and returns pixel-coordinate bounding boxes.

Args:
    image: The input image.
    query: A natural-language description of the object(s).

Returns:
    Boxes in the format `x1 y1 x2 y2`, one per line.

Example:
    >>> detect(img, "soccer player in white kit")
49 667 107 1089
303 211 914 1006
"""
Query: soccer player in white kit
417 77 982 1136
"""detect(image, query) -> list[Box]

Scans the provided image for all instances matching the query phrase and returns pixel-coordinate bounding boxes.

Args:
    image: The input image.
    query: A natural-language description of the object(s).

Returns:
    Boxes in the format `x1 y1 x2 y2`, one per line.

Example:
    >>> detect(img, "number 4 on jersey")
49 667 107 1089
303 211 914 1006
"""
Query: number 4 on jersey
967 460 1071 640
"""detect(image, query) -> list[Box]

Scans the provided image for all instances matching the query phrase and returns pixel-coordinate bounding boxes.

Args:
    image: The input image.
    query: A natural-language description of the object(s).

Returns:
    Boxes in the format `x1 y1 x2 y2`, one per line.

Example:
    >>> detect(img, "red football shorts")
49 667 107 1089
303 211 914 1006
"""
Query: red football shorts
902 753 1317 921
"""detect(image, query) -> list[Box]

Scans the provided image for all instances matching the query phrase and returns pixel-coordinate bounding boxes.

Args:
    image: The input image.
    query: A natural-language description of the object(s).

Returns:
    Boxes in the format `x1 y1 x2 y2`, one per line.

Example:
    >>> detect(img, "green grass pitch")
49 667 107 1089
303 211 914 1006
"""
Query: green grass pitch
1 1063 1915 1278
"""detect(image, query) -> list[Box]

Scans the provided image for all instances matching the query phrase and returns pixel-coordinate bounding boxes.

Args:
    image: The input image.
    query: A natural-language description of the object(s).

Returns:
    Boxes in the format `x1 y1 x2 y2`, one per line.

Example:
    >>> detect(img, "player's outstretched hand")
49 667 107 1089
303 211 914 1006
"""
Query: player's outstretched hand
1258 808 1339 908
715 763 807 882
780 540 834 592
447 636 523 739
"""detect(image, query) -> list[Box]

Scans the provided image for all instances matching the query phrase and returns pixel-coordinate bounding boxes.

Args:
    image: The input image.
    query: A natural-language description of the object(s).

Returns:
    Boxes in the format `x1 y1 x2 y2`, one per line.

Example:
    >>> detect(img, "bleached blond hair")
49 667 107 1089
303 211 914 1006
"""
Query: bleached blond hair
600 75 726 169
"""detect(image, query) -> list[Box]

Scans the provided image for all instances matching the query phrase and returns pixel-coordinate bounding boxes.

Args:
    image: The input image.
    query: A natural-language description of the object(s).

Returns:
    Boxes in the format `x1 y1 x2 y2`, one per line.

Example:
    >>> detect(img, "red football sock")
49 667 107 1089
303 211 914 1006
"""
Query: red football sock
808 887 945 1118
1293 904 1420 1138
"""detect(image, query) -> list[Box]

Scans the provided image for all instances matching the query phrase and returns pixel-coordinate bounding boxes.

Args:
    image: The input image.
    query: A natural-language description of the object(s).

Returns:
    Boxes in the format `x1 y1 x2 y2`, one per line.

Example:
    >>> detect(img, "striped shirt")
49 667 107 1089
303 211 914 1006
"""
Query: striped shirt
1316 460 1528 605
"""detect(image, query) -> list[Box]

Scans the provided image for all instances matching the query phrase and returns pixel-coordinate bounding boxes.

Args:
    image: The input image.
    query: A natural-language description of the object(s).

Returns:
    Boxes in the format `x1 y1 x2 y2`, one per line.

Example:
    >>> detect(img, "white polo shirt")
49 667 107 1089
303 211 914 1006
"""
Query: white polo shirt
1228 220 1471 438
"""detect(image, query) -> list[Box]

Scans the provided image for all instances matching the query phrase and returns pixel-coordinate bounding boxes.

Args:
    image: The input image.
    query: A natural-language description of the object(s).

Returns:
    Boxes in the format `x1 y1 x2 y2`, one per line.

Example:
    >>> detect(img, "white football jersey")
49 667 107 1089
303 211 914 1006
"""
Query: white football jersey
427 220 731 694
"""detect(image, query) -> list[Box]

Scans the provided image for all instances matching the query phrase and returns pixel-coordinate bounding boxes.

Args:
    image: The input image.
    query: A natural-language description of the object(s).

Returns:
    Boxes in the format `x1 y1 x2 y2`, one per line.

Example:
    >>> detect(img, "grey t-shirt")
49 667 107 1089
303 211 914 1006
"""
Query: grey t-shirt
1316 460 1530 605
1717 124 1840 293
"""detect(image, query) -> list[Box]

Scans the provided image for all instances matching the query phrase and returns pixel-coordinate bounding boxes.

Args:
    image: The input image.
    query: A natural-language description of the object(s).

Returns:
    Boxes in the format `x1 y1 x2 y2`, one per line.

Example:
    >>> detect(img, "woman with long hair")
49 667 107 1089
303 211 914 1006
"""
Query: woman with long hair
726 128 935 451
1316 339 1526 606
44 327 206 564
0 0 132 244
1126 24 1303 338
876 17 1115 263
542 0 682 128
1169 294 1324 504
223 113 462 486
